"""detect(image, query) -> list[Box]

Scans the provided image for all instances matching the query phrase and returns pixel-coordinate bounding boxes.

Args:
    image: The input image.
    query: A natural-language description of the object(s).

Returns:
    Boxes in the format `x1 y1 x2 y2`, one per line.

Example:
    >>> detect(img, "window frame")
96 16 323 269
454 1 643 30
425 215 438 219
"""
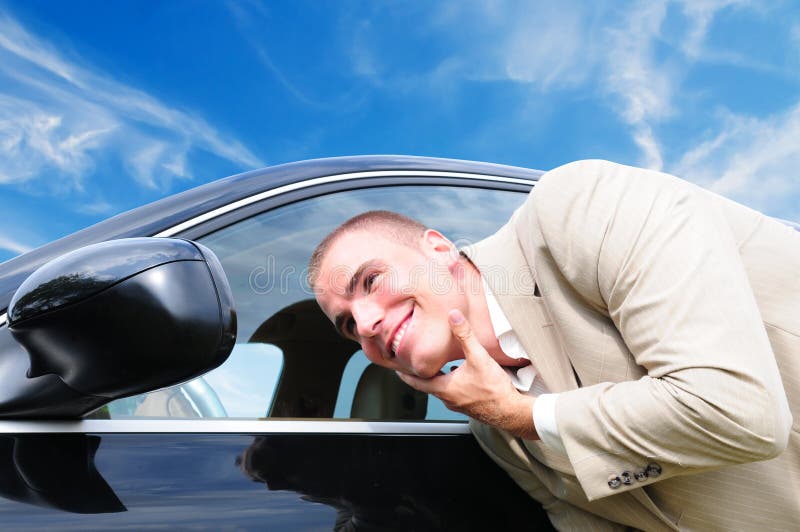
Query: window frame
0 169 537 435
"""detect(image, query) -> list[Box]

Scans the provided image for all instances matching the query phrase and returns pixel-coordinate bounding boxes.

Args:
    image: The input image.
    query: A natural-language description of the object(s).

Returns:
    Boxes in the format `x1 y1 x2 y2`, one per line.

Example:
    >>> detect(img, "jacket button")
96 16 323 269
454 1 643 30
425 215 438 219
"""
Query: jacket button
620 471 633 485
608 475 622 489
634 469 648 481
646 463 662 478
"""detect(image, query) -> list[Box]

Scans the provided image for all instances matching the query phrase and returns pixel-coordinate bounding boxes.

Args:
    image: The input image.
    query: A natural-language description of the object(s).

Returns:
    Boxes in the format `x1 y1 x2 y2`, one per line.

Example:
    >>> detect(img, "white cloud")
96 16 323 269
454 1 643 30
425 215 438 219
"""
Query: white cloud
595 0 751 170
672 102 800 219
589 0 798 194
346 1 674 167
126 141 170 190
345 0 600 96
677 0 753 58
0 13 263 193
422 1 677 168
347 0 784 177
435 0 598 90
163 151 191 180
226 1 333 109
633 125 665 170
601 1 671 169
75 198 114 216
0 93 114 188
349 19 385 87
0 234 33 255
490 2 593 90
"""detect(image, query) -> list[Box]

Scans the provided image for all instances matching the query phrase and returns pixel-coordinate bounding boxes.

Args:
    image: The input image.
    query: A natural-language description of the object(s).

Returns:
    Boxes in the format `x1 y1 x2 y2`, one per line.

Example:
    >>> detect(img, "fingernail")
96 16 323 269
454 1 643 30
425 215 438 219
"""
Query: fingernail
449 309 464 324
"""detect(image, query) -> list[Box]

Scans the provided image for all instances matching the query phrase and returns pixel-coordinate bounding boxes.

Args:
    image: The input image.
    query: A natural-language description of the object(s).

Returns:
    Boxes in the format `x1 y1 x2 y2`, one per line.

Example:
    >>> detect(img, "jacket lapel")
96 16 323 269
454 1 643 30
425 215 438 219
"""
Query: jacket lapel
463 222 680 530
461 221 579 394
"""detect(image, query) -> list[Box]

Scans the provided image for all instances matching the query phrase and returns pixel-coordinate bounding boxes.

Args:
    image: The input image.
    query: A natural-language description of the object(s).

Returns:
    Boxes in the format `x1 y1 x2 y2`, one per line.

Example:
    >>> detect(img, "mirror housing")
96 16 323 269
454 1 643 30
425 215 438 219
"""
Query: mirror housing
4 238 235 411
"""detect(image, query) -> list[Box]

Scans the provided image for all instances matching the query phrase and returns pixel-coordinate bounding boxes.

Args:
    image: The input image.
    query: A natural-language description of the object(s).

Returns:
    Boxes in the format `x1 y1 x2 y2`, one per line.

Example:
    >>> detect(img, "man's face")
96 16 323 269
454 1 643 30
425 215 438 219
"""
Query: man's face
314 229 468 378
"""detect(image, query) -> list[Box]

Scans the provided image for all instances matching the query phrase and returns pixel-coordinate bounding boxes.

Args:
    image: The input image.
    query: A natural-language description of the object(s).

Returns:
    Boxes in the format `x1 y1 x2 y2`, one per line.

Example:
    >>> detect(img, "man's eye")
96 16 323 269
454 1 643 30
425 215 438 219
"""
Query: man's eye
345 317 355 336
365 272 378 291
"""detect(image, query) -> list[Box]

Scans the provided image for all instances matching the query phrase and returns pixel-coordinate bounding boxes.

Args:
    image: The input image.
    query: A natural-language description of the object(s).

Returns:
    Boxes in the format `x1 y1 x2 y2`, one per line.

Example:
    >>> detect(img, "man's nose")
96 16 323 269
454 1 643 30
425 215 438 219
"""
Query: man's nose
352 300 383 338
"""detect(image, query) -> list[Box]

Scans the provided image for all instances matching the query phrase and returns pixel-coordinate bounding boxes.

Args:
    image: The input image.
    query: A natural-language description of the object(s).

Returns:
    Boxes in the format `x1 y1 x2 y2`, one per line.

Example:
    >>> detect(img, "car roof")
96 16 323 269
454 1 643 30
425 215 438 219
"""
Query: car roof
0 155 541 311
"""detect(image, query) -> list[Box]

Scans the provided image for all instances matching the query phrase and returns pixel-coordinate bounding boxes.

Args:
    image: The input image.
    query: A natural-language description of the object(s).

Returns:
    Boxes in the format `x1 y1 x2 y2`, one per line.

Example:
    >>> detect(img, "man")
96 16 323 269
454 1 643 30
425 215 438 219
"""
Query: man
311 159 798 530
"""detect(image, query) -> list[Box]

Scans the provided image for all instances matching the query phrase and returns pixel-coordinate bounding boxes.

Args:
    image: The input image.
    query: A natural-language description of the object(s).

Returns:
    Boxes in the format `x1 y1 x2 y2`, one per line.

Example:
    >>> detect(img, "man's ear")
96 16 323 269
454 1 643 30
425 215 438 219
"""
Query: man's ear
422 229 459 265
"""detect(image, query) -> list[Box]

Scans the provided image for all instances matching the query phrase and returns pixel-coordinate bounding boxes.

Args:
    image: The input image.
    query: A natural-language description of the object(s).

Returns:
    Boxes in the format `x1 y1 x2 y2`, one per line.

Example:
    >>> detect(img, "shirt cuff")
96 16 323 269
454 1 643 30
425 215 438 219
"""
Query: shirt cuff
533 393 567 455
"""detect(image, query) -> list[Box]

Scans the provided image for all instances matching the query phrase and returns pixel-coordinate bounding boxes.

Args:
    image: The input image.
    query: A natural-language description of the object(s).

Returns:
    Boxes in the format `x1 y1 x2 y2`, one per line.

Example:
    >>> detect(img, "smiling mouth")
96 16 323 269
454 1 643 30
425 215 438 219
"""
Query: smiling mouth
389 309 413 357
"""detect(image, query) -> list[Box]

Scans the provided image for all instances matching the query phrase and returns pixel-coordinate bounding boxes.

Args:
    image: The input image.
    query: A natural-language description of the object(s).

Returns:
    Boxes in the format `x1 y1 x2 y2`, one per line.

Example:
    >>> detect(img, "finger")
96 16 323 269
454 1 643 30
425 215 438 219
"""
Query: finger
448 309 486 361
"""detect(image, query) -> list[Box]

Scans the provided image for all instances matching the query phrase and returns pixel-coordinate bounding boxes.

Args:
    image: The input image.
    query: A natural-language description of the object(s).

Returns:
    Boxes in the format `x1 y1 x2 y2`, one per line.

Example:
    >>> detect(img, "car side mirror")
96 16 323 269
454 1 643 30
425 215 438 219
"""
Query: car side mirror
5 238 236 409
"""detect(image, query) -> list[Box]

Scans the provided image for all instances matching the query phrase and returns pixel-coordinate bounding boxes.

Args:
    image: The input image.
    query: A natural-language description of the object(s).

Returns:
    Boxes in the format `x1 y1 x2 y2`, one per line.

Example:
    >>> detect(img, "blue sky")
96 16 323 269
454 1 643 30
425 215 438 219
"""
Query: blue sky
1 0 799 262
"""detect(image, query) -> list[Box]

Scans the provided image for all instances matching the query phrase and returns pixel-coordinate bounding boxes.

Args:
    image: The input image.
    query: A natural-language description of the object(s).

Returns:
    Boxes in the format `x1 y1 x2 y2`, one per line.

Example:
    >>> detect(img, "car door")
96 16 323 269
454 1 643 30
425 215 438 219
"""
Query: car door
0 169 554 529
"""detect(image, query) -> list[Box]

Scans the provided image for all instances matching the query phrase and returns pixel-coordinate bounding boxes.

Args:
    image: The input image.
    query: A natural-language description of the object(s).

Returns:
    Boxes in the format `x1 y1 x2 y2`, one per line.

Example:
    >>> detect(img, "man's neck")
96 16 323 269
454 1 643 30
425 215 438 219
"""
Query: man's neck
463 259 526 366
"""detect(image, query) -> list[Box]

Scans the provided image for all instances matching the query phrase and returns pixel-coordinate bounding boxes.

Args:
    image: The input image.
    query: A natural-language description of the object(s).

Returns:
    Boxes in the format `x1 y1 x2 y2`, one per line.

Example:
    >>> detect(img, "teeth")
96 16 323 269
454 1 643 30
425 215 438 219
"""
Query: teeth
391 320 409 355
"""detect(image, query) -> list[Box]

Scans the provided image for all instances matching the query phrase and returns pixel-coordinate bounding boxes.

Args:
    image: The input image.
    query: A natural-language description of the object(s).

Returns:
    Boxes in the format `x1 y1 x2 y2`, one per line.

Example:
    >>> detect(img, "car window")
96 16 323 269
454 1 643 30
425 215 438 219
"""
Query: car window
105 184 528 420
334 350 465 421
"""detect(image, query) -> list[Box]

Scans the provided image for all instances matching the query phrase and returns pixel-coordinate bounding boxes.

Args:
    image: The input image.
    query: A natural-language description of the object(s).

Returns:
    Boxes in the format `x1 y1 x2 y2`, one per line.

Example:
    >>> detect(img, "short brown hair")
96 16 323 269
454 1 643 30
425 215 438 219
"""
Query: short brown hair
308 210 426 288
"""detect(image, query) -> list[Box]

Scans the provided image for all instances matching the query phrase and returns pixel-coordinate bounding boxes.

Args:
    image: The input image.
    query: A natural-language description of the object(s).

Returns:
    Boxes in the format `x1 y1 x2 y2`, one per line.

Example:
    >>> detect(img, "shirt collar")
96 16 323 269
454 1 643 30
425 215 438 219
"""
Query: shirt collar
481 276 538 392
482 276 513 338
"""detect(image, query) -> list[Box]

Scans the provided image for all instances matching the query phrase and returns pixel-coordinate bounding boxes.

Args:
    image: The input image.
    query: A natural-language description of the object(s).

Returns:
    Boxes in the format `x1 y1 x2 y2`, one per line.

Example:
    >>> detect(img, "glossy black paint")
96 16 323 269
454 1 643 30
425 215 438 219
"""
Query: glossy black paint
0 330 103 418
7 238 205 324
0 435 124 514
3 238 236 417
0 433 552 530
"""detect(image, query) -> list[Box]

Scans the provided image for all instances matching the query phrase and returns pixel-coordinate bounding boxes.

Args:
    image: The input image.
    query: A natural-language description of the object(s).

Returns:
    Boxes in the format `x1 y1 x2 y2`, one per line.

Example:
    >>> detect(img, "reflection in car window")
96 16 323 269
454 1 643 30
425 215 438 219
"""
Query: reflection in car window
201 344 283 417
334 350 371 419
335 351 466 421
107 344 283 418
106 185 527 421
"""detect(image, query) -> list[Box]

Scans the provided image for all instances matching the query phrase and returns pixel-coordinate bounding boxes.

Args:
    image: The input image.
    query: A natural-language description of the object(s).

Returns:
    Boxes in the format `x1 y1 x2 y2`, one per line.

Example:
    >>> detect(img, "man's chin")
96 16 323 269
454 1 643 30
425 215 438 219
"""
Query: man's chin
405 352 465 379
406 361 447 379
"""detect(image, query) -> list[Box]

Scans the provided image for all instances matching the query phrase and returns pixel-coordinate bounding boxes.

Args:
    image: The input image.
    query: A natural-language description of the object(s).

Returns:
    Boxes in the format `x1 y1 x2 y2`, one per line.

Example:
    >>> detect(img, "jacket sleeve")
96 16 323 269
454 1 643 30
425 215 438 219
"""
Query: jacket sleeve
530 159 792 501
470 420 630 531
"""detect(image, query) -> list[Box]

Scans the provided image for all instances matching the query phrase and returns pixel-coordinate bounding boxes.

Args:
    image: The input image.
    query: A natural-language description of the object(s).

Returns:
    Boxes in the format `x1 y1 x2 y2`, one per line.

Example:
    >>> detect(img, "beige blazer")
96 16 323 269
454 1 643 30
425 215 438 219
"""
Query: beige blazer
463 160 799 531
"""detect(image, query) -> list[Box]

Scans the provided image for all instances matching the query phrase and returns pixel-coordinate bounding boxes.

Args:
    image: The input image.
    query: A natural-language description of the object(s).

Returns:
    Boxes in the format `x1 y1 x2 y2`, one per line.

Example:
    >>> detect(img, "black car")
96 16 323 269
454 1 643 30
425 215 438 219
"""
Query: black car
0 156 554 530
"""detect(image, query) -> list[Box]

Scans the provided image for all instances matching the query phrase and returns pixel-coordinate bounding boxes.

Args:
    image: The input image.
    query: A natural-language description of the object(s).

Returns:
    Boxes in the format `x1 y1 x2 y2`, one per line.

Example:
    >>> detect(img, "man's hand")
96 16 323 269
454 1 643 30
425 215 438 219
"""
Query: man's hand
396 309 539 440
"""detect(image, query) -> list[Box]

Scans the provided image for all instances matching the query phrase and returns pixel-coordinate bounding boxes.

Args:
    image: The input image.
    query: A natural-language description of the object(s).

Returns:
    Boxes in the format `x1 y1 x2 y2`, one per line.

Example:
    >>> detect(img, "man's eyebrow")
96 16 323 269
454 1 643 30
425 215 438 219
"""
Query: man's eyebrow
346 259 379 296
332 259 380 339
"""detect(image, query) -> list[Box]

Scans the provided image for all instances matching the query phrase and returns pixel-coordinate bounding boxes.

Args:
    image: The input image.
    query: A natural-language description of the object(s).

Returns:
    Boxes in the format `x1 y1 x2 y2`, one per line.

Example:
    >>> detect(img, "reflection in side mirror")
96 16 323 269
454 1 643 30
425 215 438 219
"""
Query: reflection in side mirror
0 435 124 514
1 238 236 418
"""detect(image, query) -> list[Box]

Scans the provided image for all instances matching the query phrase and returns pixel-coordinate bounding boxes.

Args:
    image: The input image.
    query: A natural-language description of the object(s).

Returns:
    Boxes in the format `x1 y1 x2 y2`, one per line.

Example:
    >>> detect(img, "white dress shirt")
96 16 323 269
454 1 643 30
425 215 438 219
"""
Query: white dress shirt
482 279 567 454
